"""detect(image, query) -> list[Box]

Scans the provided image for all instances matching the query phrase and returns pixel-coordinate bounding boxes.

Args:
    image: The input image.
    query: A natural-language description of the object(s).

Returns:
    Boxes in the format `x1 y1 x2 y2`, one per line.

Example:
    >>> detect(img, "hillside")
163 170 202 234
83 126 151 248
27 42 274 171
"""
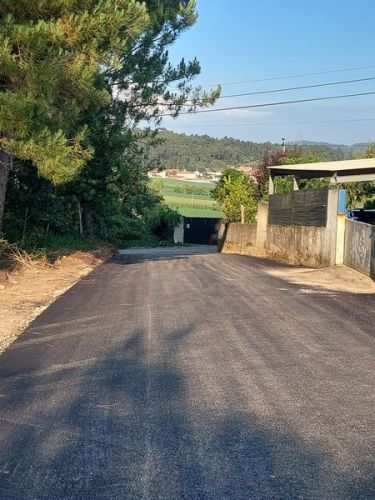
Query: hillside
148 130 359 171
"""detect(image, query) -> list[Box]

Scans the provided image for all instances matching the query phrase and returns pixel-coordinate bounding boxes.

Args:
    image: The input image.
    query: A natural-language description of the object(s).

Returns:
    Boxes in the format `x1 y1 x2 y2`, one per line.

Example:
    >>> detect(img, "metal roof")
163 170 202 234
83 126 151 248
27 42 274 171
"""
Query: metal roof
267 158 375 182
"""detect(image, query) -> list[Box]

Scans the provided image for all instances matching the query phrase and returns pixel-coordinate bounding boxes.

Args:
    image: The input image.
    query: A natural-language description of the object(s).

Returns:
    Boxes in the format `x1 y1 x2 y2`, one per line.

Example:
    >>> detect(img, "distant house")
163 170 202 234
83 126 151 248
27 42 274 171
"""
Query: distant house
166 169 199 180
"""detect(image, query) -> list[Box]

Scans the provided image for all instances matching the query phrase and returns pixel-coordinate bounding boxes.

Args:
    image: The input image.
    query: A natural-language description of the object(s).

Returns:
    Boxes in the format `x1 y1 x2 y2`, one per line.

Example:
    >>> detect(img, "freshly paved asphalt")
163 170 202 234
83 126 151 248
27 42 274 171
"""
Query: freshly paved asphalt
0 247 374 499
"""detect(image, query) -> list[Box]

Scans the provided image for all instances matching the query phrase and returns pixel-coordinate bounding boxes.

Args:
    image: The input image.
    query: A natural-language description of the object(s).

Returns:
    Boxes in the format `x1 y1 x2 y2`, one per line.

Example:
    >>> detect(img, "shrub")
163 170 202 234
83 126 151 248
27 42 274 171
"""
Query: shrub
364 198 375 209
146 204 180 241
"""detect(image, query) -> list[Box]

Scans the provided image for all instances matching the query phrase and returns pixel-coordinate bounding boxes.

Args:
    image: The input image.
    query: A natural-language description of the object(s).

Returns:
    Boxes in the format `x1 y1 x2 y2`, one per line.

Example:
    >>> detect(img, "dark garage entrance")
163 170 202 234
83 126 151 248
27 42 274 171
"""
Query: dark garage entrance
183 217 222 245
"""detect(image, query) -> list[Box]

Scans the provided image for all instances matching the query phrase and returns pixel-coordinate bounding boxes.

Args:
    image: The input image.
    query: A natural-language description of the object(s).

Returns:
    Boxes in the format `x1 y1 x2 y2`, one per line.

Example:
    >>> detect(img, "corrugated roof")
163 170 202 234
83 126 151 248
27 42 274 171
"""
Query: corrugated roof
267 158 375 180
267 158 375 172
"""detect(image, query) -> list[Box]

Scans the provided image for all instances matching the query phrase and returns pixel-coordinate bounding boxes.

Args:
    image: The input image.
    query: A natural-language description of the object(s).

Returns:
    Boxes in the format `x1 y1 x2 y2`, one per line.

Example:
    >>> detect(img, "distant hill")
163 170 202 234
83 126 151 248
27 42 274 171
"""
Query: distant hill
148 130 365 171
293 140 351 149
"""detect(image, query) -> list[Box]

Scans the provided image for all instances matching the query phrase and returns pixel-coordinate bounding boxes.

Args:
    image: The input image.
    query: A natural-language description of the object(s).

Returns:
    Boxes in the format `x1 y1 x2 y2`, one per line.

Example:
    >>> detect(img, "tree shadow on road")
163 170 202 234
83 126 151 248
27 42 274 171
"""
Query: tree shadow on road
0 321 373 499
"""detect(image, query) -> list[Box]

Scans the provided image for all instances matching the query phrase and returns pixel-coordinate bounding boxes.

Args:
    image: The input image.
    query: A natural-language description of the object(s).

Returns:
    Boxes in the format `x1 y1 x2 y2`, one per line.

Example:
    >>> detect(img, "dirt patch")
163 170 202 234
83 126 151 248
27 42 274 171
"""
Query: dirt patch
266 264 375 294
0 246 116 354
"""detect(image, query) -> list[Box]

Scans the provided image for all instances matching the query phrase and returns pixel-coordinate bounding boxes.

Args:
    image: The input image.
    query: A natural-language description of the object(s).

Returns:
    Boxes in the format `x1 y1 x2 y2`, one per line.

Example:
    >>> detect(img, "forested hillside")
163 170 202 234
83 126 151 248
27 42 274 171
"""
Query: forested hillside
148 130 352 171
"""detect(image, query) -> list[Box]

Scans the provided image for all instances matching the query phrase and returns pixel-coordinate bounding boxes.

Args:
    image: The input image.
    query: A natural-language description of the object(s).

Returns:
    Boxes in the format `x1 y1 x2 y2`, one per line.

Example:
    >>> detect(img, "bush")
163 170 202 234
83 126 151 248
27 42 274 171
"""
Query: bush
212 169 257 223
364 198 375 209
145 204 180 241
0 238 12 264
101 216 146 244
98 206 180 246
22 231 103 251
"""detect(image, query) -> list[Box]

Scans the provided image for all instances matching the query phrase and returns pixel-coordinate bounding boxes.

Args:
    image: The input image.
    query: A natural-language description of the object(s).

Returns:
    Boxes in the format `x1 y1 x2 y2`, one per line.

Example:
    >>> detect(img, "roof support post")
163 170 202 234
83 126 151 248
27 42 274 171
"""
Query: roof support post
269 174 275 195
330 172 338 185
293 176 299 191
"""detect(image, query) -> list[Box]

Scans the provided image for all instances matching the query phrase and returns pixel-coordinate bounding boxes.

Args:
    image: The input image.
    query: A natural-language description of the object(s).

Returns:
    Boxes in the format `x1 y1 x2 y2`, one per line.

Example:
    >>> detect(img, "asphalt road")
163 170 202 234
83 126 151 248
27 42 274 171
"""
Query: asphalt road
0 248 374 499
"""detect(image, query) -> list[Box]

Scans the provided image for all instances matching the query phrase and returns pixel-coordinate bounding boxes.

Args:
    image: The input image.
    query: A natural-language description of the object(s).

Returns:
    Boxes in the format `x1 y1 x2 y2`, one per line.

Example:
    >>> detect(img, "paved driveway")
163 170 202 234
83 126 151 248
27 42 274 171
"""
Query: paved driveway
0 248 374 499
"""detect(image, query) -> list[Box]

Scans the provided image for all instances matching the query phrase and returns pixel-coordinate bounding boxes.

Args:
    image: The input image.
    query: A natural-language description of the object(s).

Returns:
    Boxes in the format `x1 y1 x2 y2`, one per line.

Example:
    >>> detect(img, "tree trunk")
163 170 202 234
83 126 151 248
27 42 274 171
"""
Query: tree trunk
0 149 12 233
22 205 30 244
82 205 94 239
77 201 83 237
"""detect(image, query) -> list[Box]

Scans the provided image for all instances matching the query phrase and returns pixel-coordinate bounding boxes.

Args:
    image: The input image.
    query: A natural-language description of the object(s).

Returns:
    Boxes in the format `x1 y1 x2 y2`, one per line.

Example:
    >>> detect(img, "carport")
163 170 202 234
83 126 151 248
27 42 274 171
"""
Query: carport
268 158 375 194
267 157 375 278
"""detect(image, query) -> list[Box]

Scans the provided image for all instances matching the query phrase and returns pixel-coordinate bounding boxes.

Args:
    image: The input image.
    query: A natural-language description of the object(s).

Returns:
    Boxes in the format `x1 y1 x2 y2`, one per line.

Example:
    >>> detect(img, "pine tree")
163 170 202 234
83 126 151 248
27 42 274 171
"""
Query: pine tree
0 0 150 229
66 0 220 237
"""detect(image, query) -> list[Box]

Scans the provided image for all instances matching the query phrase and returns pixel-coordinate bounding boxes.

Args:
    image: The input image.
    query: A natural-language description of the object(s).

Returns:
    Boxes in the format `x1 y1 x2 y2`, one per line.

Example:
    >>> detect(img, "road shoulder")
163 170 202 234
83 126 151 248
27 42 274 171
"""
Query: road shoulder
0 247 114 354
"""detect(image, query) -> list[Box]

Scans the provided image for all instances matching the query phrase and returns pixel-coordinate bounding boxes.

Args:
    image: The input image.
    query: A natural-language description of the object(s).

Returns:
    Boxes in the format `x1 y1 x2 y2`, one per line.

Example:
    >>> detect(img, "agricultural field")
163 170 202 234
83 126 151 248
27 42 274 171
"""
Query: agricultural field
153 178 224 218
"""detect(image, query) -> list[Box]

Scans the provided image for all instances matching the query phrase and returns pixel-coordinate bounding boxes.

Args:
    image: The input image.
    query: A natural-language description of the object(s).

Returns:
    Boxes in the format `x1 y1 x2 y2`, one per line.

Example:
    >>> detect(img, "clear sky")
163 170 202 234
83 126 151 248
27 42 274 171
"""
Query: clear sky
158 0 375 145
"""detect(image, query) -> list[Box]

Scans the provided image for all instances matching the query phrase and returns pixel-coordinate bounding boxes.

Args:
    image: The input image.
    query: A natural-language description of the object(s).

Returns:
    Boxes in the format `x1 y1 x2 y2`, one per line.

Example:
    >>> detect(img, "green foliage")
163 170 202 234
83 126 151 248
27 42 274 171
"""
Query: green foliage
170 207 221 218
0 0 150 183
364 198 375 209
257 148 331 200
0 237 12 262
279 152 320 165
146 204 180 241
212 168 257 223
341 143 375 208
172 184 212 196
2 1 219 247
150 178 164 194
148 130 347 171
22 232 104 252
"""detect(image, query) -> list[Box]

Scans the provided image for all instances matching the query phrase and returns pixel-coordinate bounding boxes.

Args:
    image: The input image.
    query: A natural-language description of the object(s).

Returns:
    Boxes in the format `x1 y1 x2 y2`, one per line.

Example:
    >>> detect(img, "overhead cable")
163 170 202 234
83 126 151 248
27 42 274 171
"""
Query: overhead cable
160 90 375 116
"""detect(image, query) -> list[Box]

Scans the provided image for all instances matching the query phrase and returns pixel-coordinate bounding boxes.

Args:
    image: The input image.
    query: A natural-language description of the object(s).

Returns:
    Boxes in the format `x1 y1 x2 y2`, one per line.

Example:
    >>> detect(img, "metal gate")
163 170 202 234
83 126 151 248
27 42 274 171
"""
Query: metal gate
183 217 221 245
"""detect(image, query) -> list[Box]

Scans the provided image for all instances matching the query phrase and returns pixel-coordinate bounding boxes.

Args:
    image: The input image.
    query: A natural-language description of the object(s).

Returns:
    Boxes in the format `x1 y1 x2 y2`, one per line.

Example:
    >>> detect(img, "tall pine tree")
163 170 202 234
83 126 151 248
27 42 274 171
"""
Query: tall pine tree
63 0 220 237
0 0 150 229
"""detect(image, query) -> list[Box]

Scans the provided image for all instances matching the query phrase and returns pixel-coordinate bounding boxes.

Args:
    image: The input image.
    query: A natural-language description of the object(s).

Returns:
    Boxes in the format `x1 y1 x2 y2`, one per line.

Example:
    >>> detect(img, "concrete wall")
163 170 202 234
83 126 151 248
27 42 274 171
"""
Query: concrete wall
264 224 330 266
344 219 375 278
218 223 261 256
173 217 184 244
264 190 339 267
218 189 341 268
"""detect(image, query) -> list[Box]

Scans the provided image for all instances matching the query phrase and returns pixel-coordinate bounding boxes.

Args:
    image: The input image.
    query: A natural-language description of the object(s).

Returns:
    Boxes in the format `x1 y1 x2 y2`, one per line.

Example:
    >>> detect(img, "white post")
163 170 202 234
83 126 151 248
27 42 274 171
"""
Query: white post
240 204 245 224
269 174 275 195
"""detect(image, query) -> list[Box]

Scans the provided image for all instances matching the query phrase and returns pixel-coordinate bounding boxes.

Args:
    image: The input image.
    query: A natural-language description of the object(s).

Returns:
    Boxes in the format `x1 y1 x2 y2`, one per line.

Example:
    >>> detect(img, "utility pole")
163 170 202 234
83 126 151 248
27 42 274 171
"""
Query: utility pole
281 138 286 154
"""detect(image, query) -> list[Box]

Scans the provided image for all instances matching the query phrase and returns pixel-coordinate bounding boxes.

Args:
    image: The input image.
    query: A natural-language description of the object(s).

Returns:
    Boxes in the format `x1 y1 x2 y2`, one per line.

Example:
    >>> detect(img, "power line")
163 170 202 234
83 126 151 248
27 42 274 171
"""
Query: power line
181 64 375 89
135 76 375 108
166 117 375 129
160 90 375 116
218 76 375 99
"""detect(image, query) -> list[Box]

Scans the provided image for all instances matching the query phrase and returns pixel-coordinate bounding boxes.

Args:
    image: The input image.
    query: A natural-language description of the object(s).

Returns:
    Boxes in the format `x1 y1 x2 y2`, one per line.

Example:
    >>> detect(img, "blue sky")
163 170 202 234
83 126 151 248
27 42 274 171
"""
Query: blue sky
158 0 375 145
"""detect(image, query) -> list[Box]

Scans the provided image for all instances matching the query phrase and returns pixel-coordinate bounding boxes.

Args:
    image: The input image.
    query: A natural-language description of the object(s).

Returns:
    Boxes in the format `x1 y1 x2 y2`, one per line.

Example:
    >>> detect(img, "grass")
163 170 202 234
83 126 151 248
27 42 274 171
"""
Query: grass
22 233 105 252
162 191 212 200
159 179 224 218
161 178 212 188
172 207 223 218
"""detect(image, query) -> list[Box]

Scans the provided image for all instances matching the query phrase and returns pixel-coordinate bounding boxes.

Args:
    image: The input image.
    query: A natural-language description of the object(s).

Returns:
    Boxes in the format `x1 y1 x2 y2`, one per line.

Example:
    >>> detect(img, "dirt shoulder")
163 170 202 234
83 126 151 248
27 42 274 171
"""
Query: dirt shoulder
0 246 115 354
266 264 375 294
